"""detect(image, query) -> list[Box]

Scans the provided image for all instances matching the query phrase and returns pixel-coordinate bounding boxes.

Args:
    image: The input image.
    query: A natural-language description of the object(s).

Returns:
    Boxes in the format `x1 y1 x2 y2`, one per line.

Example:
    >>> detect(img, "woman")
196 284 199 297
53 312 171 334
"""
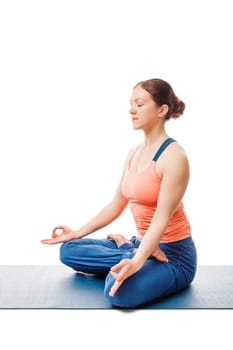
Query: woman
41 78 197 308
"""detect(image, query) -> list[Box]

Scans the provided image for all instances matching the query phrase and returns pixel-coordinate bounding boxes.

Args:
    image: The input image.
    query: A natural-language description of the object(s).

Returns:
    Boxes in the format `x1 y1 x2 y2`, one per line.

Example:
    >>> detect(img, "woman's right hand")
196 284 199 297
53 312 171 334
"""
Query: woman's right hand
41 225 77 245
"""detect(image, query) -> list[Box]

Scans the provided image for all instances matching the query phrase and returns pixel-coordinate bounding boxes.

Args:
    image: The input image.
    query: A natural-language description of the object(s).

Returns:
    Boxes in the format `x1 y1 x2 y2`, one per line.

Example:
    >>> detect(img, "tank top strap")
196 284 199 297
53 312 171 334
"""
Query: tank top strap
152 137 176 161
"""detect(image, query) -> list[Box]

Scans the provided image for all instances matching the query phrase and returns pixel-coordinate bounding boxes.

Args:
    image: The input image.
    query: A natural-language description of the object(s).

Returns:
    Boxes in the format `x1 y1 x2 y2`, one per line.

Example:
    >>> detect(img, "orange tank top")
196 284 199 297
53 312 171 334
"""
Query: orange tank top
122 139 191 243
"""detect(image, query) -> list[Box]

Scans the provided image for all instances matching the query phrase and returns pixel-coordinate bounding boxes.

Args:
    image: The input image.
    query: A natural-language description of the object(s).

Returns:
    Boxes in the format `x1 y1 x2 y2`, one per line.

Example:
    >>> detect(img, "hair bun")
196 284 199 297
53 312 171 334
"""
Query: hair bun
172 97 185 119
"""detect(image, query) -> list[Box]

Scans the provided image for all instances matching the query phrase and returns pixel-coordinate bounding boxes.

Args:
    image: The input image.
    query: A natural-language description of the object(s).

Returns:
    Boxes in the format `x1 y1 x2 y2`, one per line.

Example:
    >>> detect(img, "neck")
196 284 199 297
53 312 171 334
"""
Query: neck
143 124 167 149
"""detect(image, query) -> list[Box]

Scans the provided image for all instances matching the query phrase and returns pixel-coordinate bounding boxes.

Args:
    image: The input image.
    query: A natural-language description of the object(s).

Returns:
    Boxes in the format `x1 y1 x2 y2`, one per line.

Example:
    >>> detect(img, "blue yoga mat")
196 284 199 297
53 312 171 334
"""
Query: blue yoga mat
0 265 233 309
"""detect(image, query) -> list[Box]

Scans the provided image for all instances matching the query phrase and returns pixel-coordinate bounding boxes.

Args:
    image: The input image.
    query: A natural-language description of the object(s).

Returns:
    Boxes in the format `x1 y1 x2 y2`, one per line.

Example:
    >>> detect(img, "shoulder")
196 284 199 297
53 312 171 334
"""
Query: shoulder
156 141 189 179
125 143 143 163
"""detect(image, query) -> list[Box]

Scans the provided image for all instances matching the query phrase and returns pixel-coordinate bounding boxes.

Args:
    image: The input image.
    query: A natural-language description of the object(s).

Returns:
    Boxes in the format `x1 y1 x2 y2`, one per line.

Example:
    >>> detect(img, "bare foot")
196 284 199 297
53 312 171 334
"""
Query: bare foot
107 233 132 248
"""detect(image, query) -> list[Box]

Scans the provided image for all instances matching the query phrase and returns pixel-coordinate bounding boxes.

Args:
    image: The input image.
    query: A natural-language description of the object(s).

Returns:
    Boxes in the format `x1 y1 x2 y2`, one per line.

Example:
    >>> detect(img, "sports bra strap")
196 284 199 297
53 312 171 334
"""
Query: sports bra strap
152 138 176 161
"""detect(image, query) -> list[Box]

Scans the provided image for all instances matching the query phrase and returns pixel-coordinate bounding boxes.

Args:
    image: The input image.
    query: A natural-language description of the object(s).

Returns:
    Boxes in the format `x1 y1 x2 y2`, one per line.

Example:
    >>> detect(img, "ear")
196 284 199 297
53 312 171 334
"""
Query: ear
158 104 169 118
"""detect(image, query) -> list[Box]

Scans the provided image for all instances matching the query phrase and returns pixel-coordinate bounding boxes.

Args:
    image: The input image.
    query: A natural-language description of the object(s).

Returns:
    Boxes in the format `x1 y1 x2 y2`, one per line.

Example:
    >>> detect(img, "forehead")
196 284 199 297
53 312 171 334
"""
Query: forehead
130 85 152 101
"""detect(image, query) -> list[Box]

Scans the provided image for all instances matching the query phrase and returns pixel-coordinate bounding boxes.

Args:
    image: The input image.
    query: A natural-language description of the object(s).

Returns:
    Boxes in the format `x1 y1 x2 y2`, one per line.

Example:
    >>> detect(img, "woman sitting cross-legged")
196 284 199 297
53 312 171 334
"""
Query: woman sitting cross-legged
41 78 197 308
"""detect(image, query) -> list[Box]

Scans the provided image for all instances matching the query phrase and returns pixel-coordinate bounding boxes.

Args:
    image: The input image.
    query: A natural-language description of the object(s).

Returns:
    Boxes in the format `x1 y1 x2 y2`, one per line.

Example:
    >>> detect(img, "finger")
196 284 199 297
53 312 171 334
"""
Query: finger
52 226 64 236
157 254 169 263
109 280 123 296
41 239 54 244
41 239 52 244
41 238 59 245
160 253 168 262
110 264 130 282
110 259 129 272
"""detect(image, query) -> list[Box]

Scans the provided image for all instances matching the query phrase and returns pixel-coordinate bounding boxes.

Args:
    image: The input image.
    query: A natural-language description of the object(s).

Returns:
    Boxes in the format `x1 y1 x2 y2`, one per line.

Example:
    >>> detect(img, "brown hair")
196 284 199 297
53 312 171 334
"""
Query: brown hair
135 78 185 120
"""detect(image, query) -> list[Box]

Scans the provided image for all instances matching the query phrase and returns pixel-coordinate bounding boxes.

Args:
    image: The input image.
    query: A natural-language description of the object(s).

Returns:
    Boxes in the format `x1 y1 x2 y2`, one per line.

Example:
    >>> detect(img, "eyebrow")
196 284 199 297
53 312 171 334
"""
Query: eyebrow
129 97 145 103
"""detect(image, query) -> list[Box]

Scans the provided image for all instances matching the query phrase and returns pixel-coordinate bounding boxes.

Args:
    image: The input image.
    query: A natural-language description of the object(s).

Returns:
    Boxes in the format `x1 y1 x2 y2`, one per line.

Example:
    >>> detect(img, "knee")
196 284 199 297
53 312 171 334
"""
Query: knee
59 242 71 265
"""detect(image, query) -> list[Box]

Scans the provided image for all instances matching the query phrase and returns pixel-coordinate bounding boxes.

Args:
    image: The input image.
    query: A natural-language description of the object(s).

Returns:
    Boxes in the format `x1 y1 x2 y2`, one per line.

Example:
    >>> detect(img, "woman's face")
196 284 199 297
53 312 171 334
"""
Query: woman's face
129 85 163 131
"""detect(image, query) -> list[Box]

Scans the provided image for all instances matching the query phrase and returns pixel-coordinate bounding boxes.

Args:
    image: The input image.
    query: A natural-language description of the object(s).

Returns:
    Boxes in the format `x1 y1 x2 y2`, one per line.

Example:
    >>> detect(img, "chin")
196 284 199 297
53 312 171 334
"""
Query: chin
132 124 142 130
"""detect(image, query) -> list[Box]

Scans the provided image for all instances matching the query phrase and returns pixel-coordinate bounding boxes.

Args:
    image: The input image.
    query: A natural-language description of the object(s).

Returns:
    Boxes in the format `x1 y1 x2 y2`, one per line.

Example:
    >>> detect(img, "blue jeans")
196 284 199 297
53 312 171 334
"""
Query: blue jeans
60 236 197 308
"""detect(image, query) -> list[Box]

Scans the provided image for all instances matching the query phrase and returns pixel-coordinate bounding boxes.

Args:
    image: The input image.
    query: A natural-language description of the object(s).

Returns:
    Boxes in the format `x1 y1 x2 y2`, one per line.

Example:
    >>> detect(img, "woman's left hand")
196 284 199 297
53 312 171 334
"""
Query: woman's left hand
109 259 141 296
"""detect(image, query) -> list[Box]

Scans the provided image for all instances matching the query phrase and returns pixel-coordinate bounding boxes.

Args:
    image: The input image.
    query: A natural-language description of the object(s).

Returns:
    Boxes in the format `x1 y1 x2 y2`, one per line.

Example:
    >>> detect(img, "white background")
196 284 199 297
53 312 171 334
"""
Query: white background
1 0 233 265
0 0 232 348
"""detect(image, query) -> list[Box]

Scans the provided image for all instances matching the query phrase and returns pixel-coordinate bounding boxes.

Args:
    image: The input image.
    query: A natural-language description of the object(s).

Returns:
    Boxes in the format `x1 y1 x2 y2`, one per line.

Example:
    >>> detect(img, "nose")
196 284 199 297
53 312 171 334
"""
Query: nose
129 106 136 115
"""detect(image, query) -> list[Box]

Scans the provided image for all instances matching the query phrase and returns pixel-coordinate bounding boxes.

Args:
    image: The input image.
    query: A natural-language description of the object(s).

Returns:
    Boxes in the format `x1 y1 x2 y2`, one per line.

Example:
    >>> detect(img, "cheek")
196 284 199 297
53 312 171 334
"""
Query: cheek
142 107 158 120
